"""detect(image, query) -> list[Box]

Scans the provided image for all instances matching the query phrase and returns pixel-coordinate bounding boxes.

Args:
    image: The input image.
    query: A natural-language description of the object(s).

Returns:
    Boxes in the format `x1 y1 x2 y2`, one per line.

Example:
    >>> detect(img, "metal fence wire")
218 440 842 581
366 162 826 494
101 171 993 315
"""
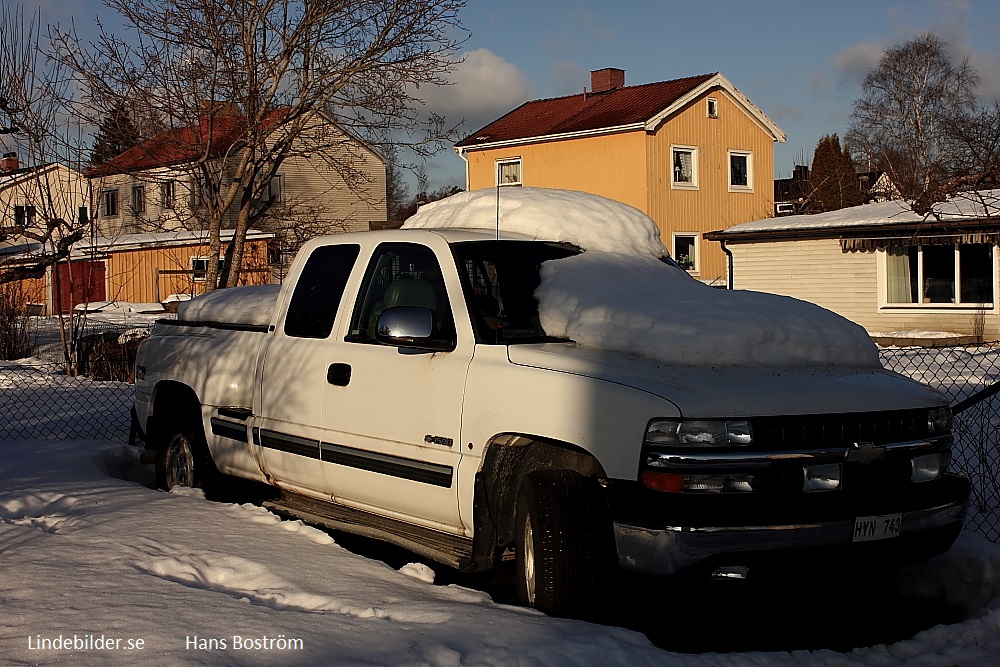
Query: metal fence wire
1 339 999 543
880 343 1000 543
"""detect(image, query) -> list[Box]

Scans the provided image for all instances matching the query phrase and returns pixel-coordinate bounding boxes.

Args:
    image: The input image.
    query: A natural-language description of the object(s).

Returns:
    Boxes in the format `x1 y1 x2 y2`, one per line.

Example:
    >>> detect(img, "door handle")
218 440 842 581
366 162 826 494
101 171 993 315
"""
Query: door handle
327 363 352 386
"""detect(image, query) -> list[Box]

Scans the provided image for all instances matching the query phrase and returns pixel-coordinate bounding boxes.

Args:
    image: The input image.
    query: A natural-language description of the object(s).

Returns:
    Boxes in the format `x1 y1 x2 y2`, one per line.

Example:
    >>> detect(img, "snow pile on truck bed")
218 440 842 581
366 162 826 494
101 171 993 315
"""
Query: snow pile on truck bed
177 284 280 327
406 187 880 367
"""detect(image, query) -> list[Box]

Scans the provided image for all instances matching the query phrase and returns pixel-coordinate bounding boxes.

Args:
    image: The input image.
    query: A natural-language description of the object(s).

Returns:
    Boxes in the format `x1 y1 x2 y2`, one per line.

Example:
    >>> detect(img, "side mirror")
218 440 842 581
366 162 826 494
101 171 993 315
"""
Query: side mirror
375 306 454 352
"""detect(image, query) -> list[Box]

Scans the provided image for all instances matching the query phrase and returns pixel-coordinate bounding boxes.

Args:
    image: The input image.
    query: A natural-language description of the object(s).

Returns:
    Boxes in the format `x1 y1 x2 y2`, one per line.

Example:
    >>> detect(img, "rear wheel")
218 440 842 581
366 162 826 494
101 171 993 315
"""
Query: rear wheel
155 422 216 494
514 469 613 616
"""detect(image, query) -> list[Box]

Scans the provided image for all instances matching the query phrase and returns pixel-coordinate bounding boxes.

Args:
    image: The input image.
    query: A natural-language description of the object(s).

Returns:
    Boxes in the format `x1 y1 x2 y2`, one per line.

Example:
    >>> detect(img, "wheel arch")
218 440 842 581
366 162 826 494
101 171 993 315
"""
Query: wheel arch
147 380 204 450
477 433 609 551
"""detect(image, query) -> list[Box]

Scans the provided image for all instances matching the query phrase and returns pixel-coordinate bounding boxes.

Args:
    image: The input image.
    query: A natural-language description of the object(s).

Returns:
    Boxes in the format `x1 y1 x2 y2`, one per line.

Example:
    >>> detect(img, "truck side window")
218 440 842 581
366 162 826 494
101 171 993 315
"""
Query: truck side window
283 244 361 338
346 243 455 345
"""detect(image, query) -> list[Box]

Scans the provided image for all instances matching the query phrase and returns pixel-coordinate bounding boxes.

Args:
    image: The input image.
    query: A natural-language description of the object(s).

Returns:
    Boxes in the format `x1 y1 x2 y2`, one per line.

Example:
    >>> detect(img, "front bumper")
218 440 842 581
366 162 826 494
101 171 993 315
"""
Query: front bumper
613 496 967 576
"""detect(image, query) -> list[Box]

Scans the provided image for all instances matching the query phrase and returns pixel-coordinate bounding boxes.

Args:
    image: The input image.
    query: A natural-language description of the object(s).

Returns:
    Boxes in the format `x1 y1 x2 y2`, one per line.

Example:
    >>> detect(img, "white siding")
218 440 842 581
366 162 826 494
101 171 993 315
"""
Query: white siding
731 239 1000 340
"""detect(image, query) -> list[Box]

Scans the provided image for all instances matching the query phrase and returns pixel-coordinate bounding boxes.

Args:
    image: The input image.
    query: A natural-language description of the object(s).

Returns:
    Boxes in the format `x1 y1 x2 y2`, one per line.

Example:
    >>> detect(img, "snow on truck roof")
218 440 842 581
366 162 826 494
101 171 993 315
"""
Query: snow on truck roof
180 188 879 368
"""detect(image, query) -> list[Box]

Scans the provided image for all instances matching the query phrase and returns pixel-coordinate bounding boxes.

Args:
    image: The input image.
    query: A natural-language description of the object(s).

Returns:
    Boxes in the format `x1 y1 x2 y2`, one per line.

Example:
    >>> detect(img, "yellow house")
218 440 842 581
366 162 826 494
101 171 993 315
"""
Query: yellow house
455 69 786 285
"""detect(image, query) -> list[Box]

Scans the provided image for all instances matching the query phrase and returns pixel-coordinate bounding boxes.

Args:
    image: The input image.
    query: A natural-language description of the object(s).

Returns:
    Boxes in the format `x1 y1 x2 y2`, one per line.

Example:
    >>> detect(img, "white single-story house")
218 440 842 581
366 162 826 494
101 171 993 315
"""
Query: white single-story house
705 191 1000 344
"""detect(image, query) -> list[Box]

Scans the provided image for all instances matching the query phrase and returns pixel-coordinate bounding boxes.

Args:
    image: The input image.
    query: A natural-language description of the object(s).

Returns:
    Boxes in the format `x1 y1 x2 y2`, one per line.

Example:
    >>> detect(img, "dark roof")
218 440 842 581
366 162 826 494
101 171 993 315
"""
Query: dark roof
86 108 290 178
455 73 718 147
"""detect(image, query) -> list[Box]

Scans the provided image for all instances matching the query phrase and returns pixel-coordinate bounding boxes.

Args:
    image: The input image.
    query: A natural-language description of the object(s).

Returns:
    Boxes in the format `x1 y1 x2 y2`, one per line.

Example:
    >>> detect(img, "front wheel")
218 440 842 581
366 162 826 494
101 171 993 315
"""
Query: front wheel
155 425 216 493
514 469 613 617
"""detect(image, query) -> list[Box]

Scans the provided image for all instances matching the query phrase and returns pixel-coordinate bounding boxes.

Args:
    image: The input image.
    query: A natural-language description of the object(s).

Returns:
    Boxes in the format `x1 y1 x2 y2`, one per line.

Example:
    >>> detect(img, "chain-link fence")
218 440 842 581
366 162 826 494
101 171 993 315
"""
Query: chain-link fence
0 361 134 441
880 343 1000 543
2 336 999 542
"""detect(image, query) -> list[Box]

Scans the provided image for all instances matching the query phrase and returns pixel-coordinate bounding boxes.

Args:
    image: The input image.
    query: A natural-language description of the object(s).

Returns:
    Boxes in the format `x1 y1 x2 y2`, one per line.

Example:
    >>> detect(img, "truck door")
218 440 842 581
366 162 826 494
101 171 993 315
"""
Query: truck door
255 243 361 498
320 242 470 532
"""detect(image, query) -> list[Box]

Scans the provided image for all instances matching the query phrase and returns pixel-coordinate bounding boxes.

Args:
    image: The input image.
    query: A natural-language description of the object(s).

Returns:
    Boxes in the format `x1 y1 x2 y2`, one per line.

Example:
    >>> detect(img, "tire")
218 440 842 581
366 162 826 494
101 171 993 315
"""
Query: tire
155 422 217 494
514 469 614 617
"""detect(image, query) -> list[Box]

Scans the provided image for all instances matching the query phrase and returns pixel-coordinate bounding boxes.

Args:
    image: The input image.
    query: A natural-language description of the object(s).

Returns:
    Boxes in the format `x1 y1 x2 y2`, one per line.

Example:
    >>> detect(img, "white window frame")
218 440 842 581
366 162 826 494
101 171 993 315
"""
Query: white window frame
670 146 698 190
671 232 700 274
879 243 997 310
495 158 522 187
707 97 718 119
728 150 753 192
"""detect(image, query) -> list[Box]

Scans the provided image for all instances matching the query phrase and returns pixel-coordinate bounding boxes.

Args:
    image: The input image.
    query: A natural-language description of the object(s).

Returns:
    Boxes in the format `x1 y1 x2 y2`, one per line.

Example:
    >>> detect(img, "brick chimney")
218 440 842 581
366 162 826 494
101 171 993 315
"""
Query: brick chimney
1 152 19 172
590 68 625 93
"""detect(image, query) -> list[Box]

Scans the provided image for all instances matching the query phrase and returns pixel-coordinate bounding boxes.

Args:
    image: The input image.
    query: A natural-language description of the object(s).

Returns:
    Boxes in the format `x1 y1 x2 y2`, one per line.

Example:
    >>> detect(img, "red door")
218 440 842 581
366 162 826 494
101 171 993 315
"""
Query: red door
54 261 107 314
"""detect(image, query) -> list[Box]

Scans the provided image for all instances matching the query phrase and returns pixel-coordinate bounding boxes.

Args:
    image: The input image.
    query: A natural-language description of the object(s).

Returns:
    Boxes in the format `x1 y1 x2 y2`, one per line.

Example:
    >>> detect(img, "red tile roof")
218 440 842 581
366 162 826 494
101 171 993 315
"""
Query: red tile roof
455 73 717 148
86 108 290 178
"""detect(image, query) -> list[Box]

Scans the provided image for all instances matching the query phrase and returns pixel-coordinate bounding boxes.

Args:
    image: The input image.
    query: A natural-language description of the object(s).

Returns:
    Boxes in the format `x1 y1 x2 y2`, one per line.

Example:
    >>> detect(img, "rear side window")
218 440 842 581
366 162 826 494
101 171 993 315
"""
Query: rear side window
283 244 360 338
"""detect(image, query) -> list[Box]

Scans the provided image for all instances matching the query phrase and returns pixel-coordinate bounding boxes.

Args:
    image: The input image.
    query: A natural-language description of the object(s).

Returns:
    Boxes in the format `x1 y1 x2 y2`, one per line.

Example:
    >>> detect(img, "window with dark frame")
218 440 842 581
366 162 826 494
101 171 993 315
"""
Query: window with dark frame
13 205 36 228
131 185 146 214
102 189 119 217
160 181 175 208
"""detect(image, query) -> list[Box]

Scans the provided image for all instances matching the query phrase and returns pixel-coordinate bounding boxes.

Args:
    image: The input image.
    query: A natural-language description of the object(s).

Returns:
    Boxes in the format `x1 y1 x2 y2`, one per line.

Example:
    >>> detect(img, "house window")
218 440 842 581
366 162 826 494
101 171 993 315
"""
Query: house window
707 98 718 119
102 189 119 217
131 185 146 215
729 150 752 191
191 177 210 207
672 233 699 273
160 180 176 208
885 244 994 306
191 256 223 282
270 174 285 203
14 205 36 228
671 146 697 189
496 159 522 186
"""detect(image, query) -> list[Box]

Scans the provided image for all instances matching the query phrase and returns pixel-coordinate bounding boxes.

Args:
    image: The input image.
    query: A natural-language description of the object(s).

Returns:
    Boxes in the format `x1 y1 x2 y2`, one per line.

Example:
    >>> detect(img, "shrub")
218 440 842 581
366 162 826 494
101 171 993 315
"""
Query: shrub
0 282 35 360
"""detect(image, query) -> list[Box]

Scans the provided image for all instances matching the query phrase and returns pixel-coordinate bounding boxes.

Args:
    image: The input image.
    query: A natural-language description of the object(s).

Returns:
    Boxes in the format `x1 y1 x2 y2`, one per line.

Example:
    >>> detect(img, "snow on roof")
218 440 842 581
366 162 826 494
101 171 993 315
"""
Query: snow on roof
408 187 879 367
721 190 1000 235
76 229 275 253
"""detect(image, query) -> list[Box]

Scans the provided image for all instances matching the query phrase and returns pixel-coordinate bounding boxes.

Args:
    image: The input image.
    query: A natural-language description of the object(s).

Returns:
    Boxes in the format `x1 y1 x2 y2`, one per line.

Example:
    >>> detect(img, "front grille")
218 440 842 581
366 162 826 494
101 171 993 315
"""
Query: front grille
749 408 931 450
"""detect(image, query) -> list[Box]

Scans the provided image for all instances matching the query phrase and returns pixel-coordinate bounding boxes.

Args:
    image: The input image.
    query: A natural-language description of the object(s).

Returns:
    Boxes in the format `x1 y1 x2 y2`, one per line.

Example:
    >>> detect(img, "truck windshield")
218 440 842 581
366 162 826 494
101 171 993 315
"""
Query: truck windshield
451 240 579 344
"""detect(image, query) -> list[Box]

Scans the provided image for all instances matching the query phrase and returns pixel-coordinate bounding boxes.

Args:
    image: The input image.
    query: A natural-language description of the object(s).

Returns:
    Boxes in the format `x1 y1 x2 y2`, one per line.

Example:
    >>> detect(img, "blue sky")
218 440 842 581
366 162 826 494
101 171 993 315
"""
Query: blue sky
22 0 1000 191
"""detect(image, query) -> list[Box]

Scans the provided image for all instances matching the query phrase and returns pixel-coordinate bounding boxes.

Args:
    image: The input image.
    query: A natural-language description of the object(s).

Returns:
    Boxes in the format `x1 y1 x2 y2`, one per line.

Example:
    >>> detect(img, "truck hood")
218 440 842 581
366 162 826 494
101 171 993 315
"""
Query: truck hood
506 344 946 417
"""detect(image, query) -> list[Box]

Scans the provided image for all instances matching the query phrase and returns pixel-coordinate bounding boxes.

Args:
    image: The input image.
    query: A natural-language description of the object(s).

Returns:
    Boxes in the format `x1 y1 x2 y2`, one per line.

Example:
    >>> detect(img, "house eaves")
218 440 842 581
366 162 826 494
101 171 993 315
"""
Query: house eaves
645 73 786 141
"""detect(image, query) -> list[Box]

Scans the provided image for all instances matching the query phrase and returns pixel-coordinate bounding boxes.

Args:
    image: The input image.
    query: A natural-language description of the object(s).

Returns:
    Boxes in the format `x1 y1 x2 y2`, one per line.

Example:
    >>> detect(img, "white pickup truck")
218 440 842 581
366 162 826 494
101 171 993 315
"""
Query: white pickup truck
134 188 970 616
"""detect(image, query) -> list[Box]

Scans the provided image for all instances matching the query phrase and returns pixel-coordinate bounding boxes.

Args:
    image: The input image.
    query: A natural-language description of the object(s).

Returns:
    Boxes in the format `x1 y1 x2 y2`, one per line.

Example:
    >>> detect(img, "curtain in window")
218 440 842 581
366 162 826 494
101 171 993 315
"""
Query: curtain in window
673 151 692 183
886 247 913 303
498 162 521 185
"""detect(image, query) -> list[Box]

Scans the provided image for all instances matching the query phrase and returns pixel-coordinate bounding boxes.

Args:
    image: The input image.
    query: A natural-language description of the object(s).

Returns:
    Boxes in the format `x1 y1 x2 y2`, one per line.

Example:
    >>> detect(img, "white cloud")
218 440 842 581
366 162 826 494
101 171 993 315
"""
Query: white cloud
832 41 884 89
417 48 533 138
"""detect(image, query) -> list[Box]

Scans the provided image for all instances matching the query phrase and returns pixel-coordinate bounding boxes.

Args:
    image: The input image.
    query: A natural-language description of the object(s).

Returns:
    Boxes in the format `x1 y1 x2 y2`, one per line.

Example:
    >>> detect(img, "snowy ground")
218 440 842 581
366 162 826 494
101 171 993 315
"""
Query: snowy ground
3 382 1000 665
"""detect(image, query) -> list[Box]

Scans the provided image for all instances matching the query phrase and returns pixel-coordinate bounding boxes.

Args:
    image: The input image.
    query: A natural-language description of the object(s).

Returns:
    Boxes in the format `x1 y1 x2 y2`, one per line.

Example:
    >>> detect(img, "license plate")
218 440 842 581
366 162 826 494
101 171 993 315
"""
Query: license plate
853 513 902 542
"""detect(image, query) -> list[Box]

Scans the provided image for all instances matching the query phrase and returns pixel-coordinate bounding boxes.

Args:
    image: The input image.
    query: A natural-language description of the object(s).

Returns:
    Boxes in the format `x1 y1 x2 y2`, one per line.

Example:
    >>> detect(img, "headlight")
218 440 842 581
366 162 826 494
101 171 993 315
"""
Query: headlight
927 406 952 433
645 419 752 447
